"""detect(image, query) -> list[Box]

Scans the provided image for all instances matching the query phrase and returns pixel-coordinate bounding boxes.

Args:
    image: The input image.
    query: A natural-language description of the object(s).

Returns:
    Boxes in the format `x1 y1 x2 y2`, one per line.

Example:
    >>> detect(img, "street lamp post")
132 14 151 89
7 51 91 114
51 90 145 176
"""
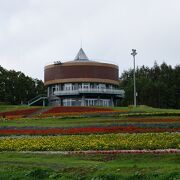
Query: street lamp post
131 49 137 107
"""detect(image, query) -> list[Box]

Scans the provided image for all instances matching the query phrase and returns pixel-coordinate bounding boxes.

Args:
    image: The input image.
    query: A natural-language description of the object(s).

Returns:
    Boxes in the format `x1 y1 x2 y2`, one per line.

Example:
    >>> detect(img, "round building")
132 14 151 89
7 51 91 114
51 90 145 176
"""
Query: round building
44 48 124 106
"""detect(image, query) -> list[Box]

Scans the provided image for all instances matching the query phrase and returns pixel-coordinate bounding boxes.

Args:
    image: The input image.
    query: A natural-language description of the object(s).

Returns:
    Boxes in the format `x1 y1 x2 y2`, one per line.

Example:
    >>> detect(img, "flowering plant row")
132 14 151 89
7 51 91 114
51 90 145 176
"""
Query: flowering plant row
43 107 114 114
0 126 179 135
40 107 127 117
1 115 23 120
0 108 40 118
0 133 179 151
39 111 119 118
66 149 180 155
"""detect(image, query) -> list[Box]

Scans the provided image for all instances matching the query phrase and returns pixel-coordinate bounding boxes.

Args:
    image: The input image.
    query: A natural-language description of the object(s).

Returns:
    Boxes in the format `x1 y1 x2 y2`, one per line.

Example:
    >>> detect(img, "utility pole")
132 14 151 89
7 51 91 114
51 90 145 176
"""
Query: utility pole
131 49 137 107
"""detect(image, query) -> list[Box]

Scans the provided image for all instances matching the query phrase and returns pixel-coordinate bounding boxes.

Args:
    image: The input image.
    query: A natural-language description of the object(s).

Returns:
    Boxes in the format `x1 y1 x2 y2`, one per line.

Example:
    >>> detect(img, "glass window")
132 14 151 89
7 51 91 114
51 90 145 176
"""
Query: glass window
63 99 72 106
98 84 106 89
64 83 72 91
82 83 90 89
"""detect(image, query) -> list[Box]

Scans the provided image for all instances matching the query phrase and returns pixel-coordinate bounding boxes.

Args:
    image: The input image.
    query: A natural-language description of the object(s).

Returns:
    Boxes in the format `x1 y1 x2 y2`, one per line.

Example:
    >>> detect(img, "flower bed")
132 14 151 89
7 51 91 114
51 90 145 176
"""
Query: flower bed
0 133 179 151
0 125 179 135
43 107 113 113
65 149 180 154
0 108 41 119
40 107 127 117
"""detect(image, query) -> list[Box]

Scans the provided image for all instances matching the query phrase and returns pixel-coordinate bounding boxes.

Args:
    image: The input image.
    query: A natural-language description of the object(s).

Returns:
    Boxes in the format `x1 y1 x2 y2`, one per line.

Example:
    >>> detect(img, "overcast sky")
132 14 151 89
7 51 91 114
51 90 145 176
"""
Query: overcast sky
0 0 180 80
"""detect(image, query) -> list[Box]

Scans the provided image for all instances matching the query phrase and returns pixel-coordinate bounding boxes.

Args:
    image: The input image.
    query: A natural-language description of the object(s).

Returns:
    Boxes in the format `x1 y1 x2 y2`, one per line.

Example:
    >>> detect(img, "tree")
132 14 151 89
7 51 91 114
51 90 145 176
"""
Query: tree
120 62 180 109
0 66 46 104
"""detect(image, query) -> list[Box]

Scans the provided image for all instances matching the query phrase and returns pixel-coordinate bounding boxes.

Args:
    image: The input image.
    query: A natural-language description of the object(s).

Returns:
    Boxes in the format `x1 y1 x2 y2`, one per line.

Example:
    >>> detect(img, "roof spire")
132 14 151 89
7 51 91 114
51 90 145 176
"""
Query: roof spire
74 48 89 61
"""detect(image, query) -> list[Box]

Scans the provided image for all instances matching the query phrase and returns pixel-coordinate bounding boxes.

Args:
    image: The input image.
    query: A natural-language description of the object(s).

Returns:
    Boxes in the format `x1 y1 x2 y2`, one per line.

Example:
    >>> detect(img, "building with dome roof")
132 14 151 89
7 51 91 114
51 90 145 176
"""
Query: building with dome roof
44 48 124 106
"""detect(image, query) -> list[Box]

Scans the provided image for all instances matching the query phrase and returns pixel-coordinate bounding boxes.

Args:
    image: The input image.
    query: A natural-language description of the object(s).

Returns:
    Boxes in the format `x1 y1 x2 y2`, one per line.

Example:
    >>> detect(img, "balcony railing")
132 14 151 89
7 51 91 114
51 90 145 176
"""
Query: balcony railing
53 88 125 97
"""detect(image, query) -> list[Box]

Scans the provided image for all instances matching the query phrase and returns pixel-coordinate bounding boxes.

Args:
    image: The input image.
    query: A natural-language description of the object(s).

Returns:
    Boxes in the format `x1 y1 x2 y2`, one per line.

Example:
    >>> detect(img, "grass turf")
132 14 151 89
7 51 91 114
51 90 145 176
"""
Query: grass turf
113 105 180 113
0 105 180 179
0 105 40 112
1 104 180 113
0 152 179 179
0 116 179 128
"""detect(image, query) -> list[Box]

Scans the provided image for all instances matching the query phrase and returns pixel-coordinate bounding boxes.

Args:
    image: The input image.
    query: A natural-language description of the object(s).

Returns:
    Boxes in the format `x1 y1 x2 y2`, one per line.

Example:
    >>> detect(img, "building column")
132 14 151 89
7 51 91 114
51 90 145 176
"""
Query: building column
81 96 85 106
97 96 100 106
47 87 50 97
111 97 114 107
59 98 62 106
43 99 45 107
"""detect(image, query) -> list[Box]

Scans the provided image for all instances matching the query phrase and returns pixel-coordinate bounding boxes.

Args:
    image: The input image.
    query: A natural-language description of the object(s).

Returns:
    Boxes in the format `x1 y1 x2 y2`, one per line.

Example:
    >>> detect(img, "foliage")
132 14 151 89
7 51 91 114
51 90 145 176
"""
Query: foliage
0 66 46 104
25 168 50 178
120 62 180 109
0 153 179 180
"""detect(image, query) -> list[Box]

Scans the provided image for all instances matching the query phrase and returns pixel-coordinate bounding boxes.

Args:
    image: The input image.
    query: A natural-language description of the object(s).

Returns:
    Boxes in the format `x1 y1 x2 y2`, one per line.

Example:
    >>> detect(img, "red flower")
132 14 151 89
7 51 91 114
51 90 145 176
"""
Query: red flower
0 108 40 117
0 126 179 135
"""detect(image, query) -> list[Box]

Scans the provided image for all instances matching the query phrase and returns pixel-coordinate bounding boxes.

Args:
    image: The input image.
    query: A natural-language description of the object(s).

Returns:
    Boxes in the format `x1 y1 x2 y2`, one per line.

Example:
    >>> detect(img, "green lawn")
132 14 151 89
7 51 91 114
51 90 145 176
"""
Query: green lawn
113 105 180 113
0 105 180 179
0 152 179 179
0 116 179 128
0 105 39 112
1 104 180 113
0 105 179 128
1 116 113 128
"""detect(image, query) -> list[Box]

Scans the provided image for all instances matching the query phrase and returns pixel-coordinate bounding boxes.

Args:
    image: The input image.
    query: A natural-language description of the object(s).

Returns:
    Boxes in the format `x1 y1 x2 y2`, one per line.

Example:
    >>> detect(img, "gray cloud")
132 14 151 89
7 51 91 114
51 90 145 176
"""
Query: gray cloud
0 0 180 79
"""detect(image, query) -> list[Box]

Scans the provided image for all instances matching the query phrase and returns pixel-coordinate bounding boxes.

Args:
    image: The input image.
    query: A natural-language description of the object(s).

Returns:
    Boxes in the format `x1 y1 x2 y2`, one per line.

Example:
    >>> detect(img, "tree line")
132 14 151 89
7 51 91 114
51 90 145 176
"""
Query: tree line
1 62 180 108
120 62 180 109
0 66 46 105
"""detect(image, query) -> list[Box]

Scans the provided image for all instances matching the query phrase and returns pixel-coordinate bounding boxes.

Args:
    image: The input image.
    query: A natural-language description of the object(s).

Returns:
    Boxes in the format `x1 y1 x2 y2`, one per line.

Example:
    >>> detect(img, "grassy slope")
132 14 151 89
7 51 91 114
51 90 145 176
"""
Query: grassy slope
0 105 40 112
0 116 179 128
0 105 180 128
0 105 180 179
1 104 180 113
113 105 180 113
0 152 179 179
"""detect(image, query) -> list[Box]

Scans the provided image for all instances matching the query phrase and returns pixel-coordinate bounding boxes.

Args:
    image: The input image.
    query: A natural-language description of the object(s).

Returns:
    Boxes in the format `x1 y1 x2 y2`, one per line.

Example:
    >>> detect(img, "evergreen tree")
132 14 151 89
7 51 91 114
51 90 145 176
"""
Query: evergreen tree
120 62 180 109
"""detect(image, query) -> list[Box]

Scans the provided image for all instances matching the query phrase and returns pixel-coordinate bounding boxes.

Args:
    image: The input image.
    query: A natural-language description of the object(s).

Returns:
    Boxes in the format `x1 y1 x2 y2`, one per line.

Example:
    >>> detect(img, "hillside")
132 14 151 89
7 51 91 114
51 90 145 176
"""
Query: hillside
0 105 179 179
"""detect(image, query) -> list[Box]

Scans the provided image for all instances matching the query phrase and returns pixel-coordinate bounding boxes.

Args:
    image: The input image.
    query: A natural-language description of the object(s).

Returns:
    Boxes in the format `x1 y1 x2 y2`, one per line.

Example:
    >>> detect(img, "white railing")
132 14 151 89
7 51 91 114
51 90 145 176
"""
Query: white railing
53 88 124 96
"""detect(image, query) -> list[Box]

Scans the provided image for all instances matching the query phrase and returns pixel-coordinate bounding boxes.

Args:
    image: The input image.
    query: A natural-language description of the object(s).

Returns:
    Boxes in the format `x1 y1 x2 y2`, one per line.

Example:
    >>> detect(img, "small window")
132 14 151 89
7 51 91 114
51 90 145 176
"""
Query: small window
64 83 72 91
